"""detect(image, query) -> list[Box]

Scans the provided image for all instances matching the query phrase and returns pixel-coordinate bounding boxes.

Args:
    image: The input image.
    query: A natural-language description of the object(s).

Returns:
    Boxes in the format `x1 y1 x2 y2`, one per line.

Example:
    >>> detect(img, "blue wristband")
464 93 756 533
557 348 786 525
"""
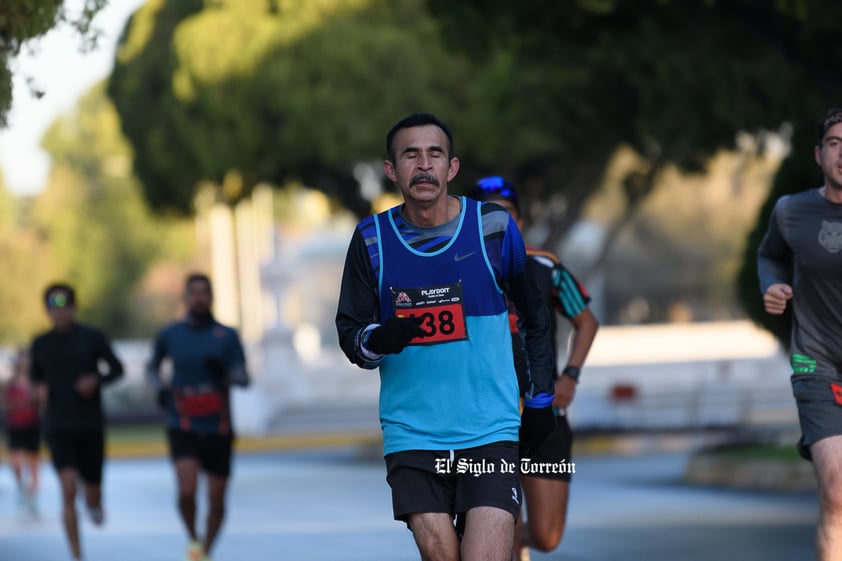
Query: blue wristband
524 392 553 409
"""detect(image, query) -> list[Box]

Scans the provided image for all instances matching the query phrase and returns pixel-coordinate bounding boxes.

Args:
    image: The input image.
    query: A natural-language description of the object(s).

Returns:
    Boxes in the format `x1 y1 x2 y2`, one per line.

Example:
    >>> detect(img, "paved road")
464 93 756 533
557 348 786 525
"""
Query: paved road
0 447 818 561
531 453 817 561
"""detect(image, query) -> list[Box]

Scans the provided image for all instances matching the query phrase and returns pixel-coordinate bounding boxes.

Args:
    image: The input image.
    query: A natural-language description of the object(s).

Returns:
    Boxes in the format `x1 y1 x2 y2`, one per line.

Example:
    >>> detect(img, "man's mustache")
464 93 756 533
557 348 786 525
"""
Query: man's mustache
410 173 439 187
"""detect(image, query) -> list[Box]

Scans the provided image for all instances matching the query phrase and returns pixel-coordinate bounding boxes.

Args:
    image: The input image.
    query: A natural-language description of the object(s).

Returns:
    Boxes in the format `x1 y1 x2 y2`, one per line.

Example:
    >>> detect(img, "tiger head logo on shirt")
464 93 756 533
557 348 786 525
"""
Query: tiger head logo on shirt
818 220 842 253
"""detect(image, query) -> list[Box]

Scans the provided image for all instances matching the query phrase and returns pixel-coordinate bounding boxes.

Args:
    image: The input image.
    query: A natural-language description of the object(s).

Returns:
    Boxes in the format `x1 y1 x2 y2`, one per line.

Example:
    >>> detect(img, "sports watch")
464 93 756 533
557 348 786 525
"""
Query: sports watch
562 365 581 382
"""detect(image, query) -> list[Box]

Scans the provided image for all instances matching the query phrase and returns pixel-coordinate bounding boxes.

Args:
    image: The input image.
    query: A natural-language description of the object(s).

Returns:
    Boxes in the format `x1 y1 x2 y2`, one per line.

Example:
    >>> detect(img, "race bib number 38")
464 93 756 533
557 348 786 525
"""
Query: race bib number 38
391 283 468 345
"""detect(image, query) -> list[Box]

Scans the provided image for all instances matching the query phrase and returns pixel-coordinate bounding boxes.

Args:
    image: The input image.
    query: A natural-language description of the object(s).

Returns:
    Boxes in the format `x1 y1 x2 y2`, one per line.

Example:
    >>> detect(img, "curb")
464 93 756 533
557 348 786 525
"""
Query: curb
103 429 730 460
571 430 729 457
105 430 384 460
684 453 817 492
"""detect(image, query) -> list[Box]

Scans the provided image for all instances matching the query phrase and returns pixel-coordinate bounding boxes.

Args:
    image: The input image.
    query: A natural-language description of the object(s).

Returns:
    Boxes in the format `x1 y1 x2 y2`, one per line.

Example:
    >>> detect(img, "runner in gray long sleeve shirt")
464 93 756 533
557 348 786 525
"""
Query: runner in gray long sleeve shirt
758 188 842 376
758 108 842 561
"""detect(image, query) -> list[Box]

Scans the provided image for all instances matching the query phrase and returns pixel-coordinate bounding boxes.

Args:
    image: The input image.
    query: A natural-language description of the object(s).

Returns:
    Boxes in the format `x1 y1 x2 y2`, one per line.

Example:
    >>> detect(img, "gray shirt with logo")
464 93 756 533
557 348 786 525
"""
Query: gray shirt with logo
758 188 842 377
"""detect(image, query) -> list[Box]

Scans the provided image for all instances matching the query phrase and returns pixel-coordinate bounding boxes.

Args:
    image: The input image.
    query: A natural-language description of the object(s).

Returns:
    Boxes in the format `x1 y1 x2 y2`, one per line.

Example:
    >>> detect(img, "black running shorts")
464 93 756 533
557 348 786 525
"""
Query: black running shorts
792 376 842 460
7 425 41 453
385 440 521 524
167 428 234 477
521 414 574 482
46 430 104 484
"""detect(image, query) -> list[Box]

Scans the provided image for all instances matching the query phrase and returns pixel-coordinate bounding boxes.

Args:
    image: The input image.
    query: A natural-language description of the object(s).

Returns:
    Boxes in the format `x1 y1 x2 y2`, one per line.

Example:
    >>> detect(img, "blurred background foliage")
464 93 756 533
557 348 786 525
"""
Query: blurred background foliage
0 0 107 126
0 0 840 344
0 82 197 344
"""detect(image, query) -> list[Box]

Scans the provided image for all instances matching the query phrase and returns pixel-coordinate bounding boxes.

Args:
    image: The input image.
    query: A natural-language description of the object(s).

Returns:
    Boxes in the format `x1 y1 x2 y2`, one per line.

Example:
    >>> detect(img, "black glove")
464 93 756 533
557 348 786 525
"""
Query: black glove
519 406 556 457
204 357 227 380
365 316 426 355
156 388 170 410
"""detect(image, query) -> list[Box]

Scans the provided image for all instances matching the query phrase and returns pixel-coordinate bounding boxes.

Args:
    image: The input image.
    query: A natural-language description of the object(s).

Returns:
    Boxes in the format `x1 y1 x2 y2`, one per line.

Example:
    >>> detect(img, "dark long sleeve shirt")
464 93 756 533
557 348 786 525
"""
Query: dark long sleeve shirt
758 188 842 375
30 322 124 432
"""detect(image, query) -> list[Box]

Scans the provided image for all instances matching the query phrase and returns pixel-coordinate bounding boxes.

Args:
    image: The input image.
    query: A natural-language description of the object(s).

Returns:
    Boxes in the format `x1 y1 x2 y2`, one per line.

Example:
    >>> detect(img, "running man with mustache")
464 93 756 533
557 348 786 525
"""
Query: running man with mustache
336 113 556 561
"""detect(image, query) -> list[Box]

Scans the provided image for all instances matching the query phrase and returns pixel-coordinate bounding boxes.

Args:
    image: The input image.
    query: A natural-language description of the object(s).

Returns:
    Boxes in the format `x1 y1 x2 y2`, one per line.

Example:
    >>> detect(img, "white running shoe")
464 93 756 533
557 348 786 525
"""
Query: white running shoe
185 540 205 561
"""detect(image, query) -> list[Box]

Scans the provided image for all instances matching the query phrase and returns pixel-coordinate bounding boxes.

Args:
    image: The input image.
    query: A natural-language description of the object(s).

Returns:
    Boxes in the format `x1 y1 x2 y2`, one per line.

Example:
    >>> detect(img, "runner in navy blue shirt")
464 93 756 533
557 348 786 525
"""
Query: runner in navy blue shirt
147 273 249 561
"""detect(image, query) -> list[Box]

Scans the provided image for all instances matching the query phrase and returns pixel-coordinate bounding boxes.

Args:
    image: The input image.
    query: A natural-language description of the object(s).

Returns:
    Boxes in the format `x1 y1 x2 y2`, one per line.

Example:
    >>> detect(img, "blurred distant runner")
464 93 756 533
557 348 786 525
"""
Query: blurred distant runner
468 176 599 561
147 273 250 561
758 107 842 561
30 283 124 561
3 347 41 515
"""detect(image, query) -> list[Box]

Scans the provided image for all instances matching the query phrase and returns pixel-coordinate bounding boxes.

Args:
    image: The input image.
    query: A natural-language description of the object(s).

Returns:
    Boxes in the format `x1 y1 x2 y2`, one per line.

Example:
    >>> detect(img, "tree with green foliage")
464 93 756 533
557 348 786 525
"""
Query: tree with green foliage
0 176 55 343
429 0 842 337
427 0 842 244
109 0 470 217
110 0 841 230
21 81 195 338
0 0 107 127
106 0 842 335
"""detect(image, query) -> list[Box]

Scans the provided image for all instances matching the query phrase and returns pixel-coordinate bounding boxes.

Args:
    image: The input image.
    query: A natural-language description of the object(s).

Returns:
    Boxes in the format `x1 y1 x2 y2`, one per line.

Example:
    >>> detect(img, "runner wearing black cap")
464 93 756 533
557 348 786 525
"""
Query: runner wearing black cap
468 177 599 561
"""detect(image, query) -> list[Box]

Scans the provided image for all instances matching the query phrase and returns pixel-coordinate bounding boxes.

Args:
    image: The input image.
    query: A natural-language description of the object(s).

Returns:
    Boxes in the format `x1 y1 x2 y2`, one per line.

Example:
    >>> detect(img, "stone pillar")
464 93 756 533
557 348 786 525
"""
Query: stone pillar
209 203 239 327
259 242 310 404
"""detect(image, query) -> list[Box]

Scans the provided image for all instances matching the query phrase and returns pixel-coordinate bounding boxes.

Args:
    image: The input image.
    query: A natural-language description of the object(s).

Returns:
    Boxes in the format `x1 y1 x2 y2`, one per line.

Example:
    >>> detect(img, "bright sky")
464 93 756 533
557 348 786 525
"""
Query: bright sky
0 0 146 195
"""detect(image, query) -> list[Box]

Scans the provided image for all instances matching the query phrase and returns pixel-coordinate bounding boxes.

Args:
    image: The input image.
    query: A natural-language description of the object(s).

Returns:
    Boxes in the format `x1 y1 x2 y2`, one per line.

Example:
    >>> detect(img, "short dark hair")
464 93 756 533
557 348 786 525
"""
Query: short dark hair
43 283 76 308
818 108 842 146
385 113 454 163
185 273 213 294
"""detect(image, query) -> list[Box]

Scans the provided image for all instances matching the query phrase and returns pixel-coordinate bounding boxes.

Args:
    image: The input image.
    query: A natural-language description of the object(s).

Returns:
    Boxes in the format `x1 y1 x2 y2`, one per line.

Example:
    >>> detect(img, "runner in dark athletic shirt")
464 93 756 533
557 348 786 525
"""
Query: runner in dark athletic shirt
758 108 842 561
468 176 599 561
147 273 250 561
30 283 124 561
